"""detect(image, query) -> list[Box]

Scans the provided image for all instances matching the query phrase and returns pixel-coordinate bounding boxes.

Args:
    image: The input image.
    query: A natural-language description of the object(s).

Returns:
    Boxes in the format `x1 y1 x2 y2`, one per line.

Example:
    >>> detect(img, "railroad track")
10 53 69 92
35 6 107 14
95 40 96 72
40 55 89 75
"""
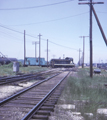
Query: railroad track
0 70 70 120
0 69 58 85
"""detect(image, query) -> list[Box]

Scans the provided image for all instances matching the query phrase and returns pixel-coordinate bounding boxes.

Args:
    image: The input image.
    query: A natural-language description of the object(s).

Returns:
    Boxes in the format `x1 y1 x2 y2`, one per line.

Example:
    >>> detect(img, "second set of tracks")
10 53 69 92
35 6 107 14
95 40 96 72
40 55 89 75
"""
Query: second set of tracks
0 69 72 120
0 69 59 85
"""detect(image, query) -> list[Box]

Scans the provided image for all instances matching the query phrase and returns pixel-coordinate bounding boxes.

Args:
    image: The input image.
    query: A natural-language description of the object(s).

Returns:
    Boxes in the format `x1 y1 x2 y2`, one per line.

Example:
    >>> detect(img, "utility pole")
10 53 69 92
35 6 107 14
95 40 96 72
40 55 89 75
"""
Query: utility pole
92 6 107 45
24 30 26 66
47 39 48 67
89 0 93 77
32 41 39 58
63 54 65 59
78 0 104 77
38 33 42 66
80 36 89 68
79 48 81 66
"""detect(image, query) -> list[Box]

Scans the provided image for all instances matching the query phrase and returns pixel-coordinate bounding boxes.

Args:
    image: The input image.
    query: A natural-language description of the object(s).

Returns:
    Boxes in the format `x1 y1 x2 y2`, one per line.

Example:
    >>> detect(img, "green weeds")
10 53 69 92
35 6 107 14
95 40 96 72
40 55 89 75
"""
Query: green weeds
58 68 107 119
0 63 49 76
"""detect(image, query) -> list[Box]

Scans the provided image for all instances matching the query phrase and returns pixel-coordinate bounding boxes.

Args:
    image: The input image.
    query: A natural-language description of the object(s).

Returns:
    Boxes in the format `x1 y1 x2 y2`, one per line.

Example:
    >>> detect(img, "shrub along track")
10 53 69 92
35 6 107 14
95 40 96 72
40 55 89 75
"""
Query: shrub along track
0 69 71 120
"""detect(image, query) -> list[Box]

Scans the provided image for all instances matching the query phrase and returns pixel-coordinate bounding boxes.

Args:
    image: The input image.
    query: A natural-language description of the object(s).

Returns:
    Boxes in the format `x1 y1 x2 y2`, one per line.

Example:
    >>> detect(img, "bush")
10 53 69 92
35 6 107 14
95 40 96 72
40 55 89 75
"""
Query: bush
2 62 13 68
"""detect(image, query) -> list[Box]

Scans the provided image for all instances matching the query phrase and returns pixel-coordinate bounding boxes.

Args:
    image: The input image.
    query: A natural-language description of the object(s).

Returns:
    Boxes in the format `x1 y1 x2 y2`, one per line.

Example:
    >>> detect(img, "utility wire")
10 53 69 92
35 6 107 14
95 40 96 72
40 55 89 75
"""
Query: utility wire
0 24 23 34
0 24 79 51
96 11 107 13
0 0 73 11
7 12 88 26
0 29 78 51
0 30 26 42
49 40 78 51
0 24 38 39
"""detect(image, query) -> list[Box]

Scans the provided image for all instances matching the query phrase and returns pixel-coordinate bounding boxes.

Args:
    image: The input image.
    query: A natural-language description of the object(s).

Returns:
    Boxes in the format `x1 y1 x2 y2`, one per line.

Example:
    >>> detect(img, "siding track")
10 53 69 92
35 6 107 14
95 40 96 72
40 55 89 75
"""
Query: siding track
0 69 57 85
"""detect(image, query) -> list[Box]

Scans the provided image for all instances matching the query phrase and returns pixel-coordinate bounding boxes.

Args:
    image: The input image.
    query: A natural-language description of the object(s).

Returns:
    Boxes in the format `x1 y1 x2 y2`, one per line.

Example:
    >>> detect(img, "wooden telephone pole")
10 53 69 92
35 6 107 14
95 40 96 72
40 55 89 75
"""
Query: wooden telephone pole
78 0 104 77
32 41 39 58
24 30 26 66
92 6 107 45
79 49 81 66
47 39 48 67
38 34 42 66
80 36 89 68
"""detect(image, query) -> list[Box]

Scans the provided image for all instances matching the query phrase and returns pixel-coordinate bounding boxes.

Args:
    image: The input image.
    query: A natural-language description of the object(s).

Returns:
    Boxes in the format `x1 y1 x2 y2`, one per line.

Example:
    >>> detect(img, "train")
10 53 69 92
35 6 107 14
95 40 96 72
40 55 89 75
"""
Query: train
50 57 75 68
25 57 75 68
0 56 74 68
24 57 75 68
0 57 17 65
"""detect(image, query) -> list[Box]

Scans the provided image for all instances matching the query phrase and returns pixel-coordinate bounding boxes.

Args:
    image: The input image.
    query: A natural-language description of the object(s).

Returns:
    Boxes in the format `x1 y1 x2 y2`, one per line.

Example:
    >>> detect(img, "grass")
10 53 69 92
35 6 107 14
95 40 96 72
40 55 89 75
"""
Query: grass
58 68 107 119
0 63 49 76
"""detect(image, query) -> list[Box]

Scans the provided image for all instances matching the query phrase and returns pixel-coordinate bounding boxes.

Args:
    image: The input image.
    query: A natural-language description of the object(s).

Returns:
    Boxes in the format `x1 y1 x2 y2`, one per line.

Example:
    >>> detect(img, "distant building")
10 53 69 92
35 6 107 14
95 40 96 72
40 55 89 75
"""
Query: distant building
0 57 17 65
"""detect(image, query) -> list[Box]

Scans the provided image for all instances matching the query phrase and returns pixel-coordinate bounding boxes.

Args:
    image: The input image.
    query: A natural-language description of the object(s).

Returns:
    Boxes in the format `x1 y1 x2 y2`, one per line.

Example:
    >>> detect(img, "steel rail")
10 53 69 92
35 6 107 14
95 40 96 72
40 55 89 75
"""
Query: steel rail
22 71 70 120
0 73 61 106
0 69 56 85
0 69 55 81
0 74 35 85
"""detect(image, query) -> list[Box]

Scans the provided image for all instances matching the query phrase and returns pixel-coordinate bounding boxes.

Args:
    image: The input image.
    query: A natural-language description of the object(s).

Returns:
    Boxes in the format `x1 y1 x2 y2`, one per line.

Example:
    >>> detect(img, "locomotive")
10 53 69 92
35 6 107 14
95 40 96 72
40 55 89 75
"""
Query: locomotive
50 57 75 68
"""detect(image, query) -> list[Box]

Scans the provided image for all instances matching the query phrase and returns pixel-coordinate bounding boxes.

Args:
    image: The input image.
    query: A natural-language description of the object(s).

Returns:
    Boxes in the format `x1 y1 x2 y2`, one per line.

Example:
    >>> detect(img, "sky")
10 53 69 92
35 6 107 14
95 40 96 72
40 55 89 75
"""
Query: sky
0 0 107 64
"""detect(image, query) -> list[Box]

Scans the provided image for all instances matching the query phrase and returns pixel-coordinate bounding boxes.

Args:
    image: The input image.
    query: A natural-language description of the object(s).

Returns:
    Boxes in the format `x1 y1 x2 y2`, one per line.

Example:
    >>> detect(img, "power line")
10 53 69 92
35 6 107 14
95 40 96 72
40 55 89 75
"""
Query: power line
7 12 88 26
0 24 23 34
0 24 79 51
0 0 73 11
0 31 23 42
49 40 78 51
96 11 107 13
0 24 38 39
0 30 38 43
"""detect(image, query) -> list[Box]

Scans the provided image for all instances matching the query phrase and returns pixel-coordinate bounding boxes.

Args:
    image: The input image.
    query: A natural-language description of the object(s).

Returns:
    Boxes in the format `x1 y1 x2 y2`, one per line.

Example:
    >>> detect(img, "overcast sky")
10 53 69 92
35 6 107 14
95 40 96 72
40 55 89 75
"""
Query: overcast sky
0 0 107 63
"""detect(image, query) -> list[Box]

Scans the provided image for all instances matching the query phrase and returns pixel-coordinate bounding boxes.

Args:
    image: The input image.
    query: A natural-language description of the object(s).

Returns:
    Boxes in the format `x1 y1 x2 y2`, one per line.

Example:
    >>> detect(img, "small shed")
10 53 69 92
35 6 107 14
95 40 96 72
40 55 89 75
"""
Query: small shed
13 62 19 72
